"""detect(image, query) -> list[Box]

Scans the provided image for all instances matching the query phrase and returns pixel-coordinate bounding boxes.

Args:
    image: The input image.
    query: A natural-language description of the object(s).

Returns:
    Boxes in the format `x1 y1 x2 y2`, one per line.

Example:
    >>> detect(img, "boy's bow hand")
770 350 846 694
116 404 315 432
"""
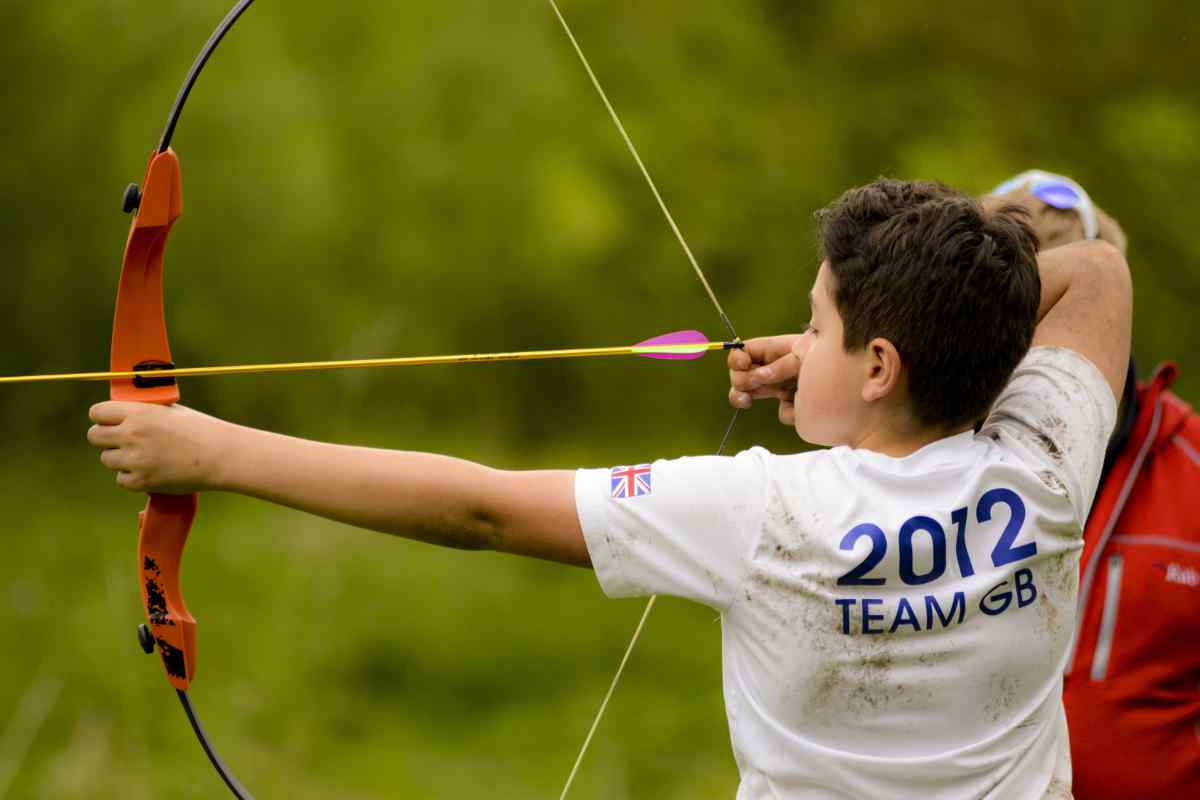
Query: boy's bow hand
728 334 803 425
87 402 232 493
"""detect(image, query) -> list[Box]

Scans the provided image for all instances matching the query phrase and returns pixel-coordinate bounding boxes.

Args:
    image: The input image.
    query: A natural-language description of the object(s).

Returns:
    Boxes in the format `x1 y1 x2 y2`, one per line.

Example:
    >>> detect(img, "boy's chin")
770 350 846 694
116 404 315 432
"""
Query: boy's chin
793 420 845 448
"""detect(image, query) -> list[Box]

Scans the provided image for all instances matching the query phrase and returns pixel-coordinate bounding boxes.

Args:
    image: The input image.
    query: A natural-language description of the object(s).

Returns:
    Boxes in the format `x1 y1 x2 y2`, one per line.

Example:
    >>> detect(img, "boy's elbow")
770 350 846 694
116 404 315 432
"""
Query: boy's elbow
1065 240 1132 327
1086 240 1132 298
483 468 591 565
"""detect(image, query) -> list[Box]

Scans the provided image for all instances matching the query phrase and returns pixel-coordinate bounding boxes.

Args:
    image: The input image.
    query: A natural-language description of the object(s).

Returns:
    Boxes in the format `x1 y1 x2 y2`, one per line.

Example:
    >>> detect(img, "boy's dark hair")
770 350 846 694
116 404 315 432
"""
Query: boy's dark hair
816 178 1040 430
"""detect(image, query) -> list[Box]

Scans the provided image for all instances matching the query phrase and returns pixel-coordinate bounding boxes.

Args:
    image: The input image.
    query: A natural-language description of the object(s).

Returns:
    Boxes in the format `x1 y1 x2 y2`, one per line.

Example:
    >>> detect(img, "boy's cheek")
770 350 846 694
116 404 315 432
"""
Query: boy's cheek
793 381 856 447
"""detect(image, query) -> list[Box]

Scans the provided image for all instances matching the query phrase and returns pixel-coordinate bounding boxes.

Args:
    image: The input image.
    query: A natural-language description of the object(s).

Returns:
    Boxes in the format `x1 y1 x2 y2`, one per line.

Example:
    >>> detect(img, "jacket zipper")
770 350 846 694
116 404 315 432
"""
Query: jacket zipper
1090 554 1124 681
1067 399 1161 676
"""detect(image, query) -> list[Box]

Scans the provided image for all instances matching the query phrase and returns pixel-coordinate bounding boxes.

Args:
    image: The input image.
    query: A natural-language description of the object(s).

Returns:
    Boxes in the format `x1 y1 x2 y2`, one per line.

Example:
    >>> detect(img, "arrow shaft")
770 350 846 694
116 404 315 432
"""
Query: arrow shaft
0 341 738 386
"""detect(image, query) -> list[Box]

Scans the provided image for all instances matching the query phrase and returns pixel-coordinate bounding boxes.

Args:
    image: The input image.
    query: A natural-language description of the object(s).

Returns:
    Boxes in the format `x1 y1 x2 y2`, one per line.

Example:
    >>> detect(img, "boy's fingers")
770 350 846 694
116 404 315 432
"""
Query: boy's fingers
752 353 799 386
737 339 768 363
115 470 146 493
99 448 129 472
731 336 791 371
777 398 795 426
89 401 137 425
744 334 804 363
87 424 121 449
731 361 799 392
729 384 795 410
729 367 758 393
726 347 752 371
729 387 752 410
730 371 791 396
740 336 786 361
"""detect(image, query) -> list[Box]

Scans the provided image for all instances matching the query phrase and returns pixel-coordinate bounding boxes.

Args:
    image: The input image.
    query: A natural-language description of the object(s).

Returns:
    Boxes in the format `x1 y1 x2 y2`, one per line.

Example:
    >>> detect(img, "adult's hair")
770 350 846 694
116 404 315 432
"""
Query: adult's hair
982 184 1128 254
816 178 1041 430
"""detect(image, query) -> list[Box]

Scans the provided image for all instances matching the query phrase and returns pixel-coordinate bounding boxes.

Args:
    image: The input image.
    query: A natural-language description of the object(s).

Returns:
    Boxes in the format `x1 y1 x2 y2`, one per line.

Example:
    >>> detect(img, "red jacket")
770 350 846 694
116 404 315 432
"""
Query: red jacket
1064 363 1200 798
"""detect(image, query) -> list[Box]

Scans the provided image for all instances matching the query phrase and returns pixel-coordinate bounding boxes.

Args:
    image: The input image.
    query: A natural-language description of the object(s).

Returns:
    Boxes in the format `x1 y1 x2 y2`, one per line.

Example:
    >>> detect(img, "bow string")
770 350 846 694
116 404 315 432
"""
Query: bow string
545 2 740 796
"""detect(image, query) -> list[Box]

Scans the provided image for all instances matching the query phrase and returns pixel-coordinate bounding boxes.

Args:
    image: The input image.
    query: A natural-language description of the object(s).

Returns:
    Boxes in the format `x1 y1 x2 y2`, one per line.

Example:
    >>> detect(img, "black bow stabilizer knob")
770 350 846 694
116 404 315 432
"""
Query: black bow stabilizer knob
122 183 142 214
137 623 156 655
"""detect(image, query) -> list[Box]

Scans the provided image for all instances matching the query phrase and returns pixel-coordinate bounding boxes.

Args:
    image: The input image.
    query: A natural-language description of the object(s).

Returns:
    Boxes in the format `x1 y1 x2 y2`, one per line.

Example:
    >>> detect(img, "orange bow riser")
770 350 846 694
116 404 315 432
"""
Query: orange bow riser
111 147 200 695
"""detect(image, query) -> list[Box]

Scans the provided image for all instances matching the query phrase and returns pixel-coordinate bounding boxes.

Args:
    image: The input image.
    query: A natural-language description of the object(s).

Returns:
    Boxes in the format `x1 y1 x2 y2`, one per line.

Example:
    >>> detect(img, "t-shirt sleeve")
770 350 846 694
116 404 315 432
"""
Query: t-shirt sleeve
575 447 771 611
980 345 1119 527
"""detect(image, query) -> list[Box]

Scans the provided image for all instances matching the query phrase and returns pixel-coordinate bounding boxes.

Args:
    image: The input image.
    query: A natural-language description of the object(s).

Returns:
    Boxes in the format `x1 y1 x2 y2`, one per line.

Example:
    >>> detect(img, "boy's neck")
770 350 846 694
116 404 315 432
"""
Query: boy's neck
848 420 973 458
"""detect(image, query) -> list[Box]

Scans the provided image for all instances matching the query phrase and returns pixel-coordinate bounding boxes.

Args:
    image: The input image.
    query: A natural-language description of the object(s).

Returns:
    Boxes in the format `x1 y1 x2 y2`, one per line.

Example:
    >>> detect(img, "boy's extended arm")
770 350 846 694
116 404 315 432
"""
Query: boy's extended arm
215 426 589 566
1031 240 1132 401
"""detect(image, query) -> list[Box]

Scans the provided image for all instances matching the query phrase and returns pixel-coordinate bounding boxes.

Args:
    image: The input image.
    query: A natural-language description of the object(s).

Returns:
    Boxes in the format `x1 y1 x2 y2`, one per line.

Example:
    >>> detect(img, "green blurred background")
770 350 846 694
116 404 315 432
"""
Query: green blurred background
0 1 1196 797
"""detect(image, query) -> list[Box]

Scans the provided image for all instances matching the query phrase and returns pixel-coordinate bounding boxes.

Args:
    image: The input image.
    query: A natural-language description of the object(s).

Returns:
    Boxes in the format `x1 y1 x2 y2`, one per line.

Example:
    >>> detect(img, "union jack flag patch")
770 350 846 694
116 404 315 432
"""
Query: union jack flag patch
610 464 653 499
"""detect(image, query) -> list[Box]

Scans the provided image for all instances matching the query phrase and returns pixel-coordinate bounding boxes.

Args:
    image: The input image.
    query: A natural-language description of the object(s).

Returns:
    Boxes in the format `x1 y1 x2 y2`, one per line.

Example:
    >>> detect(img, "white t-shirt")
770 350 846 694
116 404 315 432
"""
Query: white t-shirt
575 346 1116 799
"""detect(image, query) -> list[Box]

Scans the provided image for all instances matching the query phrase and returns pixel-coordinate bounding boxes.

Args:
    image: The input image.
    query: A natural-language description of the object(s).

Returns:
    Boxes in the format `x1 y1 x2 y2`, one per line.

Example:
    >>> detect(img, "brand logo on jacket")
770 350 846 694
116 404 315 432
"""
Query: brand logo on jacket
1164 562 1199 587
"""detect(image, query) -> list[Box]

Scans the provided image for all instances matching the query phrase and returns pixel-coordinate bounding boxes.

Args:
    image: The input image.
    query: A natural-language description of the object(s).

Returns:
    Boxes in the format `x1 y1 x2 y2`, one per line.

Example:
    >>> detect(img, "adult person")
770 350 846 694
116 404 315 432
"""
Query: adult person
989 172 1200 798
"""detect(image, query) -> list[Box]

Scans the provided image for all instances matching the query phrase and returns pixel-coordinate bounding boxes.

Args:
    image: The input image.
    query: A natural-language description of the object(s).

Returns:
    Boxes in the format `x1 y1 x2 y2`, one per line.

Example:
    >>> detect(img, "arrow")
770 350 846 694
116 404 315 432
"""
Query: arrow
0 330 742 386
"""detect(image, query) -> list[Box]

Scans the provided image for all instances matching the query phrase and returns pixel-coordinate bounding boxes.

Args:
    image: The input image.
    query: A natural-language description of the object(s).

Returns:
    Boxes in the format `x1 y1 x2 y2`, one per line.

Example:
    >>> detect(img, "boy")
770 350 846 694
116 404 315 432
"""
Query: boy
743 172 1197 798
88 178 1130 798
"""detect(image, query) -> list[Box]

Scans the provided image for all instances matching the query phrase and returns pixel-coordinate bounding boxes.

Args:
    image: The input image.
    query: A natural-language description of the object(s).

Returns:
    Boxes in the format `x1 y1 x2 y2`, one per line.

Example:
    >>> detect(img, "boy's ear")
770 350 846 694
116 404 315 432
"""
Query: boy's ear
861 337 903 403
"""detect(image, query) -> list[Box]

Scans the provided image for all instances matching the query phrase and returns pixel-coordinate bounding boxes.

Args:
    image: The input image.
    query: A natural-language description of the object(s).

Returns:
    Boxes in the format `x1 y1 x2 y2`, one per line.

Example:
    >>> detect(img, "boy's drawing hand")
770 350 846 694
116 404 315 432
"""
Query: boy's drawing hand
728 334 803 425
87 402 232 493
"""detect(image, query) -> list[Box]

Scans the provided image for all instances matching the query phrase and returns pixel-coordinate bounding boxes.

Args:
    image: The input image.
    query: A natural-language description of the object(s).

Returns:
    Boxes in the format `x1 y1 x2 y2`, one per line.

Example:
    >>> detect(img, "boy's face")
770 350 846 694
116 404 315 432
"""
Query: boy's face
791 262 872 446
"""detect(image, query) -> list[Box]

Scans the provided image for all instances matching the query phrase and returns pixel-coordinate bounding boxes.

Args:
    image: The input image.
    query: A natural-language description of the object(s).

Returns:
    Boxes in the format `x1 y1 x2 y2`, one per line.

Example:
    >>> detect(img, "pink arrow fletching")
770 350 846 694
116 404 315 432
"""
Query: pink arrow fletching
633 329 711 360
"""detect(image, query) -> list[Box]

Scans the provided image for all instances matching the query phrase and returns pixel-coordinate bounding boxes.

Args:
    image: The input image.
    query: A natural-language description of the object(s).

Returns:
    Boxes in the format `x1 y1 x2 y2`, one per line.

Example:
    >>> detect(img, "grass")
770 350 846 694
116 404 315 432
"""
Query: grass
0 447 739 799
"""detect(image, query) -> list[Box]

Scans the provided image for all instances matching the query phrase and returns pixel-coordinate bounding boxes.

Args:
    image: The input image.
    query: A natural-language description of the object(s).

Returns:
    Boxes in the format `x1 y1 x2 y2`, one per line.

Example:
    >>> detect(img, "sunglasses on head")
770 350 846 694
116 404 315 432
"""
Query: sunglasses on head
990 169 1098 240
